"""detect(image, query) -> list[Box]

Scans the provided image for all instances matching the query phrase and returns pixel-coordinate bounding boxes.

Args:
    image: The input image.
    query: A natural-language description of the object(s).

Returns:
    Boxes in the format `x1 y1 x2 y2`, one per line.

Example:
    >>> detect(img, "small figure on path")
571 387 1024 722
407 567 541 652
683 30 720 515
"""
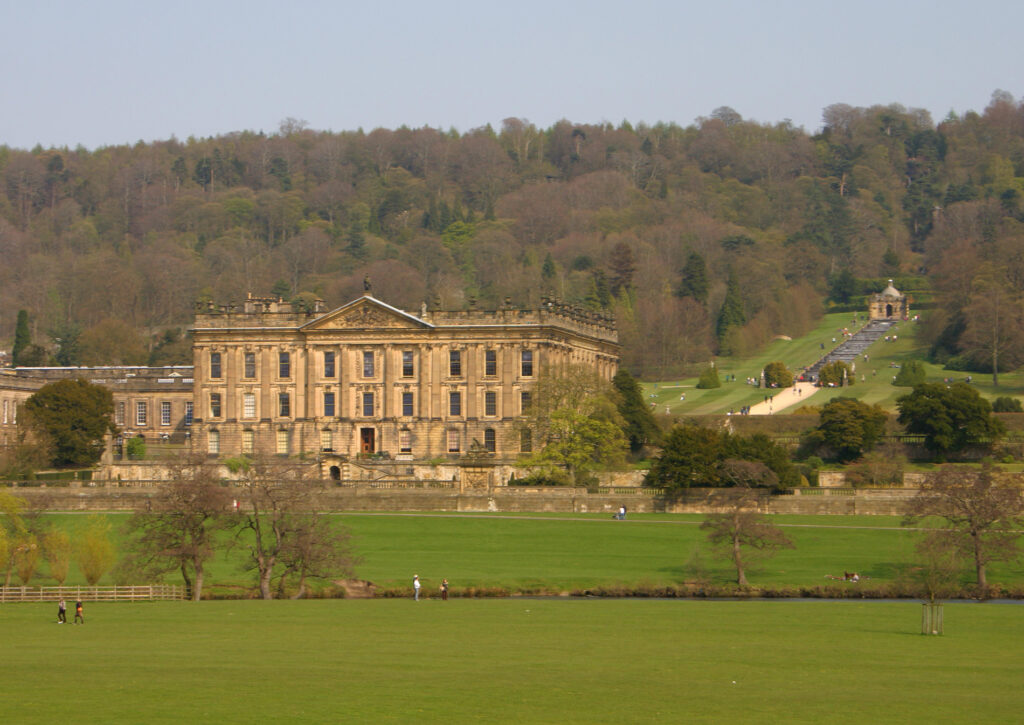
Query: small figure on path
74 600 84 624
440 579 449 601
57 599 66 624
413 574 421 601
615 505 627 520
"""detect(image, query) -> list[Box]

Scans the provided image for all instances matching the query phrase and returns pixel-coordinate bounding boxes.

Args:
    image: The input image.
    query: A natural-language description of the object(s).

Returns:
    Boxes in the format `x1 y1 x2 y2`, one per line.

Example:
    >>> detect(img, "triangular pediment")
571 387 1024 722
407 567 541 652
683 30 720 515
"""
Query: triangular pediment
302 296 432 331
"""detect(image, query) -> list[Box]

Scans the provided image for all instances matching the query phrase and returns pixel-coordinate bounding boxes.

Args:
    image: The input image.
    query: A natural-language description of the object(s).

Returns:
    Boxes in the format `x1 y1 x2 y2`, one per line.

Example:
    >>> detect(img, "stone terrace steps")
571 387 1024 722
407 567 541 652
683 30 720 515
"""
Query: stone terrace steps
805 319 898 381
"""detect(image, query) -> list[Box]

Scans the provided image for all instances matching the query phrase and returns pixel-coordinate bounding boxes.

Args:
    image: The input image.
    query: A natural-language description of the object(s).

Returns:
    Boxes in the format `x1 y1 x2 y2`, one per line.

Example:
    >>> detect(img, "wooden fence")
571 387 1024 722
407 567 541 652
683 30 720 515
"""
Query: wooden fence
0 585 184 603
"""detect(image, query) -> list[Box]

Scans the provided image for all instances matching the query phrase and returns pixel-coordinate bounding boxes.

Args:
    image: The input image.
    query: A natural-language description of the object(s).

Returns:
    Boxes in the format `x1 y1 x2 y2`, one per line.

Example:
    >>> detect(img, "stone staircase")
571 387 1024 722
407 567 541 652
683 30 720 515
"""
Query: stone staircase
804 319 897 381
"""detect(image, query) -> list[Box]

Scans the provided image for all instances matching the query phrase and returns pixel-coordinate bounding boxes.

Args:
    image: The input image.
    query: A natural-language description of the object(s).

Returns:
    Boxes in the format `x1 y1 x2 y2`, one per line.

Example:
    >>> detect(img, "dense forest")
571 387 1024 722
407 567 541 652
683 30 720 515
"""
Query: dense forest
2 91 1024 379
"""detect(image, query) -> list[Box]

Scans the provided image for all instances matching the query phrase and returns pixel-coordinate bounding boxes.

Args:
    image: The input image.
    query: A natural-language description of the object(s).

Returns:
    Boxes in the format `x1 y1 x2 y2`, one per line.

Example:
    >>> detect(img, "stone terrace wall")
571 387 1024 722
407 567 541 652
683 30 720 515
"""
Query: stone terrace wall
7 484 916 516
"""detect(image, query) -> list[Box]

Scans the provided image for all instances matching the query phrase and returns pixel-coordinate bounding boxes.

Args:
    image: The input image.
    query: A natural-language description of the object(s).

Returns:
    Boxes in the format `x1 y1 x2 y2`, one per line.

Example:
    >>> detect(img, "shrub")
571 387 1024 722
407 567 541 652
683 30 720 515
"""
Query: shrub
696 366 721 389
817 361 853 387
763 361 793 388
126 436 146 459
992 396 1023 413
893 360 926 387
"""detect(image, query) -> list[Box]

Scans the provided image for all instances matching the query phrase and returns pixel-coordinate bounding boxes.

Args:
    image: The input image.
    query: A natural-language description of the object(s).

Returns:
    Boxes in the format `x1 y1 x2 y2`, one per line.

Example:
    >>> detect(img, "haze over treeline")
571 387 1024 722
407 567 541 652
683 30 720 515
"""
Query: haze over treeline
2 91 1024 378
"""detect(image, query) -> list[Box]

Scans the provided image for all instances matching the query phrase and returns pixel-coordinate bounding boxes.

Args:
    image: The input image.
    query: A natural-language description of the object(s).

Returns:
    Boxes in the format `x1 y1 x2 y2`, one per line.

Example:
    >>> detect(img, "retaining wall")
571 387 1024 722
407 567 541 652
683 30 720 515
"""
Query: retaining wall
6 484 916 516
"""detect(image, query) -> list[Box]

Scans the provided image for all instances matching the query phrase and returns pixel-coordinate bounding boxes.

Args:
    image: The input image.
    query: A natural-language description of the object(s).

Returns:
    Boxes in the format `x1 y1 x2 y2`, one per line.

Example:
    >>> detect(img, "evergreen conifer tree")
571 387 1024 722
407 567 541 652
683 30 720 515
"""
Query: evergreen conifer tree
676 252 708 305
716 268 746 346
12 310 30 367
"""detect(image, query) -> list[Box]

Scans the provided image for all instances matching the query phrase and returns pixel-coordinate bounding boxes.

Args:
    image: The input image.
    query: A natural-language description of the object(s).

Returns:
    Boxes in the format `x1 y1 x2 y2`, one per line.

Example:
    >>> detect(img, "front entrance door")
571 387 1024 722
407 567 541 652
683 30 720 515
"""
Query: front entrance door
360 428 375 454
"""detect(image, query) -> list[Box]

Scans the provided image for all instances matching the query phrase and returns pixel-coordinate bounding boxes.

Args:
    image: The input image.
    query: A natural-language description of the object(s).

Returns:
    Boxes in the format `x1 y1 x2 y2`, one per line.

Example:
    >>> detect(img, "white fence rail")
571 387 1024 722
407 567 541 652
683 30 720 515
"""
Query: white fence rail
0 585 184 603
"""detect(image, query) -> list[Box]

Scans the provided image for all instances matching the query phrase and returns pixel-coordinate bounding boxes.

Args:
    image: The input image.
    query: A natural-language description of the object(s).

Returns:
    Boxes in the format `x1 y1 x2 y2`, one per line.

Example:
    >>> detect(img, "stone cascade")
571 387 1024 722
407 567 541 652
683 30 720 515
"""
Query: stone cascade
804 319 897 382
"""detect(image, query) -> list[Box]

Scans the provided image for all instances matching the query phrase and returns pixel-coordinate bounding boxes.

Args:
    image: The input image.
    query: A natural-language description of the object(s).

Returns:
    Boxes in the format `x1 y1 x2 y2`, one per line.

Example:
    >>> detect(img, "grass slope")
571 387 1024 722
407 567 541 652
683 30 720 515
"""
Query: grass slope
4 599 1023 723
645 311 1024 415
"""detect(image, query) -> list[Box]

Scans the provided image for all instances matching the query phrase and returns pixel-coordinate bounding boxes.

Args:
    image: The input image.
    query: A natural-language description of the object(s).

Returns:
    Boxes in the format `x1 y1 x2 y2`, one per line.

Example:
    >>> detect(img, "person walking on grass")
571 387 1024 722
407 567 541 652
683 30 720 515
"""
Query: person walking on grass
413 575 421 601
440 579 449 601
74 600 84 624
57 599 66 624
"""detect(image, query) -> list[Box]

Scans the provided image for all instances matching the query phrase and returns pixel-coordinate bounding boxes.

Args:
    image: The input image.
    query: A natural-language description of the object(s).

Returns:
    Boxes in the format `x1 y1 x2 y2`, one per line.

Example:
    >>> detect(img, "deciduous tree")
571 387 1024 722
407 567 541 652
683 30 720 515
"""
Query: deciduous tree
75 516 117 586
806 397 887 462
700 479 794 586
228 456 358 599
959 268 1024 386
121 457 231 600
897 383 1004 457
903 465 1024 591
43 528 72 585
24 378 117 467
522 365 628 485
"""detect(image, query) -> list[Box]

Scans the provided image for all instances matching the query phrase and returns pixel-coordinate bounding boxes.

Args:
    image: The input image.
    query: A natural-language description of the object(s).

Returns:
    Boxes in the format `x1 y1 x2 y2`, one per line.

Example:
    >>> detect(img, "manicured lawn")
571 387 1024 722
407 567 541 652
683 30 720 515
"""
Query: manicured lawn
25 513 1024 593
644 311 1024 415
3 599 1022 723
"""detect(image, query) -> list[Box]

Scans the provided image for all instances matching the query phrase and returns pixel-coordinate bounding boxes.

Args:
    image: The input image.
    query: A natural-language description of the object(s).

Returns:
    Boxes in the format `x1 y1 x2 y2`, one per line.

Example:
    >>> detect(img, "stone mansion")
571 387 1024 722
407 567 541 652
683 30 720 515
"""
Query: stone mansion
0 295 620 467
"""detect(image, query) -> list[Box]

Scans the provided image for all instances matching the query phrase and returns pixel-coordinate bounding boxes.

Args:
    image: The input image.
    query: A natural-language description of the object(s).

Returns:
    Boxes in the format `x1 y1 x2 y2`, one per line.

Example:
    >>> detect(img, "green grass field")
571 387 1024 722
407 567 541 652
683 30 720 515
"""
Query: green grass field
644 311 1024 415
25 513 1024 594
3 599 1022 723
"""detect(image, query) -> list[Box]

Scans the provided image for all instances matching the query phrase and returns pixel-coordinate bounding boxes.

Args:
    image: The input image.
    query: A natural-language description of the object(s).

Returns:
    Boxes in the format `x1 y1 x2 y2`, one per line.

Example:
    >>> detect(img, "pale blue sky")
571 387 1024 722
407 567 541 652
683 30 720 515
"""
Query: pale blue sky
3 0 1020 149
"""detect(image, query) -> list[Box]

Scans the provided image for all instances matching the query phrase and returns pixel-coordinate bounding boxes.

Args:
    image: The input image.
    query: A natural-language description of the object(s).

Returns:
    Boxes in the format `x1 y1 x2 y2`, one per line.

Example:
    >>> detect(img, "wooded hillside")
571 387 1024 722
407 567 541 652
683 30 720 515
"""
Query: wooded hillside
3 92 1024 378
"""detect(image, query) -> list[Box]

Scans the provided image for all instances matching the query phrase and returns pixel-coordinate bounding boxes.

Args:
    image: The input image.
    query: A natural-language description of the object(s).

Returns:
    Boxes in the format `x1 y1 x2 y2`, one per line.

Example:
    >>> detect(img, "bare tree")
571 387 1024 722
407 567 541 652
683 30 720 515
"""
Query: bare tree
903 464 1024 592
910 530 964 604
229 456 357 600
959 267 1024 386
700 466 793 587
276 514 359 599
121 456 231 600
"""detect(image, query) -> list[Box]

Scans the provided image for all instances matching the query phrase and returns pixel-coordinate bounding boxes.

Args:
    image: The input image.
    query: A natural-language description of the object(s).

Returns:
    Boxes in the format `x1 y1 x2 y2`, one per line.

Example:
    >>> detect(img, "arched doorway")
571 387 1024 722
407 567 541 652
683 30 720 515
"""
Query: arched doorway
329 465 341 481
885 303 893 317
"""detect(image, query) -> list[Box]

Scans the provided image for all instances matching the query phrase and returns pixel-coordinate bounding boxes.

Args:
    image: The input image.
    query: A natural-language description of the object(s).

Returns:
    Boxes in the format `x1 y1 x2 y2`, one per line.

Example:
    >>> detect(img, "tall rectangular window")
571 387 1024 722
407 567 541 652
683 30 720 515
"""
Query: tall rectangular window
402 350 414 377
521 349 533 377
185 402 193 426
160 401 171 426
484 391 497 417
449 391 462 416
208 430 220 454
210 352 222 379
279 351 291 378
115 401 125 426
449 350 462 377
324 351 336 378
276 429 289 455
210 393 221 418
362 392 374 417
2 400 7 425
279 392 290 418
244 352 256 378
447 429 460 453
399 429 412 453
402 392 414 417
521 391 531 414
243 393 256 418
484 428 496 452
324 391 335 417
362 351 374 377
485 350 497 376
136 402 148 426
320 429 333 451
520 428 532 452
242 429 254 454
